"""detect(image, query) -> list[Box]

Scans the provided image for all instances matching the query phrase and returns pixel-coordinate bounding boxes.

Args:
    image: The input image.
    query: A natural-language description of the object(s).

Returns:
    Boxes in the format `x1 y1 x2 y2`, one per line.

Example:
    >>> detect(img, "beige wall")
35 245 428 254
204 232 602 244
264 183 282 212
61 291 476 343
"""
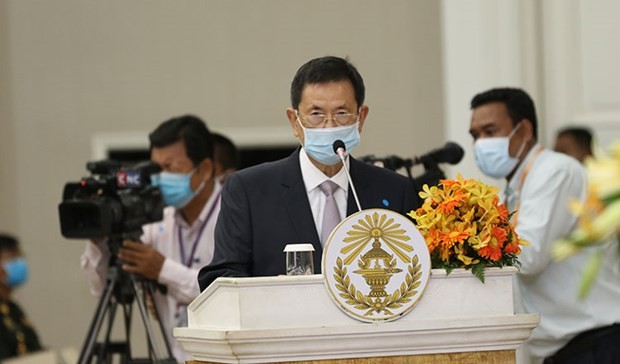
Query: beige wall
0 1 17 230
0 0 444 352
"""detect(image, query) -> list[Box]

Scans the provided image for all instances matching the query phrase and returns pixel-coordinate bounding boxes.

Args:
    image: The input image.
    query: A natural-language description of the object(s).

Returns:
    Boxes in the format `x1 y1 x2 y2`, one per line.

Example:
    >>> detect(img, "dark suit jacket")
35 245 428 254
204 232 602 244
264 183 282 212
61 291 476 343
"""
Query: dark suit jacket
198 149 416 291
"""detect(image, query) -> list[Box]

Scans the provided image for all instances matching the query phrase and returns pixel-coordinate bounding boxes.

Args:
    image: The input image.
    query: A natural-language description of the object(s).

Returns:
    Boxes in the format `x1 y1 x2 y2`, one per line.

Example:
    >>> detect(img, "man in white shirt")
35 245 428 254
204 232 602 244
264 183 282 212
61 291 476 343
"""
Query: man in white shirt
81 115 221 363
468 87 620 364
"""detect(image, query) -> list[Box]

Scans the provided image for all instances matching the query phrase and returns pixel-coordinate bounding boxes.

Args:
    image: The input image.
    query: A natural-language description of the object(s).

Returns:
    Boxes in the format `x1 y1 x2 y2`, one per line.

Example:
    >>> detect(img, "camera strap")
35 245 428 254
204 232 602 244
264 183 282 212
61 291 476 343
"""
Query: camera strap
177 190 222 267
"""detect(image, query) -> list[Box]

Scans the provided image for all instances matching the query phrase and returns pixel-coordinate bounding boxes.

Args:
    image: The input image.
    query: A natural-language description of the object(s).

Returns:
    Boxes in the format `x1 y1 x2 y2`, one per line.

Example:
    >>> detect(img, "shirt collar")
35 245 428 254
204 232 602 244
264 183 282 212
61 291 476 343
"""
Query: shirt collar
507 142 542 192
299 148 350 193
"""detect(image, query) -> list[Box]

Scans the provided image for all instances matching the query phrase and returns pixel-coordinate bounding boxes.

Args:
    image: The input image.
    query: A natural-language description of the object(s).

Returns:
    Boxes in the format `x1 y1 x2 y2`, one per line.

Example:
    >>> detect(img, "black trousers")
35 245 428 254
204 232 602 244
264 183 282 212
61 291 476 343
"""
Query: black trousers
543 323 620 364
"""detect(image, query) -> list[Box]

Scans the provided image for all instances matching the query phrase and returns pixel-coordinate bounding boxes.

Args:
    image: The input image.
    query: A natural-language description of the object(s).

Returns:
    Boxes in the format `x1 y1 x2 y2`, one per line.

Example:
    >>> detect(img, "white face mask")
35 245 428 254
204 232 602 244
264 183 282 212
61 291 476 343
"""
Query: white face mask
474 123 526 178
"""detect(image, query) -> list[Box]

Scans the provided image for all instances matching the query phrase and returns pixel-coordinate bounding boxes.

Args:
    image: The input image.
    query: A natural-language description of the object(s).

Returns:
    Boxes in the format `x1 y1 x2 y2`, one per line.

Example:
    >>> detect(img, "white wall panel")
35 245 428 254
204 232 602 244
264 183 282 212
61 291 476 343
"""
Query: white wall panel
542 0 620 150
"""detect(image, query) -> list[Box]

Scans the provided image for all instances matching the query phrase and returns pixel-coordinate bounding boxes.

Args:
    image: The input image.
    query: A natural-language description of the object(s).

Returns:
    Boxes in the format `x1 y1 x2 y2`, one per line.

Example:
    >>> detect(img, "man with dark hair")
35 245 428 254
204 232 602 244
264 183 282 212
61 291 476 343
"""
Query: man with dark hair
198 56 415 290
212 132 239 183
1 233 42 360
469 87 620 364
81 115 221 362
554 126 593 163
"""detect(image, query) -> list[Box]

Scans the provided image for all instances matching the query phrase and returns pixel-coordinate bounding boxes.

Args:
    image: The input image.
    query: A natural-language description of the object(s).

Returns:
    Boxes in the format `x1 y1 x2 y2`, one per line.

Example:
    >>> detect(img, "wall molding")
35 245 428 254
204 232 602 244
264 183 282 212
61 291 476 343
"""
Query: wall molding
91 126 297 160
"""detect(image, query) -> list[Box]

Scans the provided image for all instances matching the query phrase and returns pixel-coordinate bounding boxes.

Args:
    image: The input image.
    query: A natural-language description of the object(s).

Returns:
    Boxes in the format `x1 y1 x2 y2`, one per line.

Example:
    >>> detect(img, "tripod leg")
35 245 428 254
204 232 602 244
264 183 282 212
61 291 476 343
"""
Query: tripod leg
78 270 118 364
129 275 174 363
143 283 174 358
96 301 120 364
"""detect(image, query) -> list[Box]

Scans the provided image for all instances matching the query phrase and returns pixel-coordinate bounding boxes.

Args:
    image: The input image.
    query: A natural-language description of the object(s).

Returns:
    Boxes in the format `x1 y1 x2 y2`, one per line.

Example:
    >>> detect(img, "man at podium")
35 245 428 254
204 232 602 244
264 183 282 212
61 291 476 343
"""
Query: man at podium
199 56 416 290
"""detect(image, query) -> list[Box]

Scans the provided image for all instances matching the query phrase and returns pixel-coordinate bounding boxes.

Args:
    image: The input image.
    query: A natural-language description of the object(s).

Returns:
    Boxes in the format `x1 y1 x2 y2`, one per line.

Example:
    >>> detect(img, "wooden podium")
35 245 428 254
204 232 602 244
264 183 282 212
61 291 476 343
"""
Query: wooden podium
174 267 538 363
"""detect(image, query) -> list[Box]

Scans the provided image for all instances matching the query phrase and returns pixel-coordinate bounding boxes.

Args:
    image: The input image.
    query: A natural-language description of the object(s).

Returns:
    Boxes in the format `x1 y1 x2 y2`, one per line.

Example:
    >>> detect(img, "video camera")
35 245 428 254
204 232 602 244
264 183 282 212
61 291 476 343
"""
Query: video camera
58 160 164 239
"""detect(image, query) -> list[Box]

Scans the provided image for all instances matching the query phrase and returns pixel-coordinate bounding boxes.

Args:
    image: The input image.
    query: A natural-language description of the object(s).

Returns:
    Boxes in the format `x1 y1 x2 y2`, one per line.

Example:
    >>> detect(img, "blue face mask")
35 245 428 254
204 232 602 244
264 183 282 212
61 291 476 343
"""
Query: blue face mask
474 123 526 178
298 119 361 165
151 169 205 208
3 257 29 288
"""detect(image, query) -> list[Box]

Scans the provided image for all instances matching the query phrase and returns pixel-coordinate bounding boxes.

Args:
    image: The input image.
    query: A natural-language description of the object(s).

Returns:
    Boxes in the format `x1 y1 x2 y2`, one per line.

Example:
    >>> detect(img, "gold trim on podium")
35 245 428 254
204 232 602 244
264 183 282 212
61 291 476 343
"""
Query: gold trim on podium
189 349 515 364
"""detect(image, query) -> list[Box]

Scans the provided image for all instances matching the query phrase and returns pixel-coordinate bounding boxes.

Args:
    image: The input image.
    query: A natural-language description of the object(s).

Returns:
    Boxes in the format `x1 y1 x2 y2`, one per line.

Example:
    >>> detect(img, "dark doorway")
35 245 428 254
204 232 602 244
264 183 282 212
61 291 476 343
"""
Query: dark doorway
108 146 297 169
238 146 296 169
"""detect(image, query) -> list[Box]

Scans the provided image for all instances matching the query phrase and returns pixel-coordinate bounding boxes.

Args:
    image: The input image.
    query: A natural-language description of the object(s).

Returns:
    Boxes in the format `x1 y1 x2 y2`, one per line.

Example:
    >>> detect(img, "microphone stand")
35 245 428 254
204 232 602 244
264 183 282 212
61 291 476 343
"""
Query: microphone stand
337 152 362 212
333 140 362 212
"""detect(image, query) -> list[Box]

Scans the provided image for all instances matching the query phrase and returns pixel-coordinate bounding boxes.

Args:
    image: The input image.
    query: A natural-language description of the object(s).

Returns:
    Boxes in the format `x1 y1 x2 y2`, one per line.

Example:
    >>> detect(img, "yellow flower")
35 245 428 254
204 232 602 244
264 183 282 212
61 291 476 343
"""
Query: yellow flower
455 243 479 266
419 184 441 204
409 175 524 282
585 153 620 200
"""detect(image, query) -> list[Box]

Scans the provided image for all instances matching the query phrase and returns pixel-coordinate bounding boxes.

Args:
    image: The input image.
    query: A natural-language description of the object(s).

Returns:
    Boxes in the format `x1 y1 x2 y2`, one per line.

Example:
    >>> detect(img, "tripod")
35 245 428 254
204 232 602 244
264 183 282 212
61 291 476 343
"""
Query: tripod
78 235 176 364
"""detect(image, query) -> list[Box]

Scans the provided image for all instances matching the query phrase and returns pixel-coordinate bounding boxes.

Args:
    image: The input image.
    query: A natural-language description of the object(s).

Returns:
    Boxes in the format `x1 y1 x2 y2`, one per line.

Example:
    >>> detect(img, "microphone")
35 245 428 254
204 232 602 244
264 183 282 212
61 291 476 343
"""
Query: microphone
413 141 464 166
333 139 346 158
332 140 362 212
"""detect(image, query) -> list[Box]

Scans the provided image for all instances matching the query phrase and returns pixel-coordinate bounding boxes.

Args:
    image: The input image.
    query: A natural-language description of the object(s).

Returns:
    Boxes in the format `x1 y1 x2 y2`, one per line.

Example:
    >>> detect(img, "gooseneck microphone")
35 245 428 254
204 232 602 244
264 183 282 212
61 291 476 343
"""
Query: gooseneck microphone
333 140 362 212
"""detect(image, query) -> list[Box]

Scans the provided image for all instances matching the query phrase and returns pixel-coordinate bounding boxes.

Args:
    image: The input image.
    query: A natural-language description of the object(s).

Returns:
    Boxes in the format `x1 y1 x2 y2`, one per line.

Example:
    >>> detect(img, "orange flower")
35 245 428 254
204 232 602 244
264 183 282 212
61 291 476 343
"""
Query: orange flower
497 203 510 221
479 243 502 261
437 199 460 215
438 230 457 249
492 226 508 246
425 227 440 253
440 178 461 190
504 241 521 255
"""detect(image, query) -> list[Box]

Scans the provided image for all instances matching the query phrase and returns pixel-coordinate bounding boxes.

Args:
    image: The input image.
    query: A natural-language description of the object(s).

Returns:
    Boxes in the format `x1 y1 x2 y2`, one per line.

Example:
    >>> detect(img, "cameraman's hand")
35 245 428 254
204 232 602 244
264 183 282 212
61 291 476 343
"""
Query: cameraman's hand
118 240 165 281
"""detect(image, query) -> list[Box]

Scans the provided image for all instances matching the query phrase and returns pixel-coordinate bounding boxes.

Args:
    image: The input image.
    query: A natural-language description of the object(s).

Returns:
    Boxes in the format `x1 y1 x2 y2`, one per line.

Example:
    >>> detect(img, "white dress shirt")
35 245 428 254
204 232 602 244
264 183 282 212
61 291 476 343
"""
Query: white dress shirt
80 181 222 363
299 148 350 240
504 144 620 363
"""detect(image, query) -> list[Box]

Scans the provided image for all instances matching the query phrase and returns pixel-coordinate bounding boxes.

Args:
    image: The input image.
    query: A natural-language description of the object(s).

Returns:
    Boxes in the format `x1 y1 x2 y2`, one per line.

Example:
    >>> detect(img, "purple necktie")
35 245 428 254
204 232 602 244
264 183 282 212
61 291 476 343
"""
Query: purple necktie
319 180 342 246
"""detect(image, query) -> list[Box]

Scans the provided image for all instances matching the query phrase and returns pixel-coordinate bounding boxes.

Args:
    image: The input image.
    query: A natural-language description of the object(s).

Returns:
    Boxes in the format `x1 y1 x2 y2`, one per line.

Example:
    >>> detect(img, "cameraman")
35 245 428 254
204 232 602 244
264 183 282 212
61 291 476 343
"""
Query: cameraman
81 115 221 363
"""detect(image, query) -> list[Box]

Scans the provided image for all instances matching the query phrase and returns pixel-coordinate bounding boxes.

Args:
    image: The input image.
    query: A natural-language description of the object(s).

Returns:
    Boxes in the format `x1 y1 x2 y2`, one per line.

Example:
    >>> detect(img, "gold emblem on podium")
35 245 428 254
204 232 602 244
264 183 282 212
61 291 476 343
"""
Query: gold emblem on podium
323 209 431 322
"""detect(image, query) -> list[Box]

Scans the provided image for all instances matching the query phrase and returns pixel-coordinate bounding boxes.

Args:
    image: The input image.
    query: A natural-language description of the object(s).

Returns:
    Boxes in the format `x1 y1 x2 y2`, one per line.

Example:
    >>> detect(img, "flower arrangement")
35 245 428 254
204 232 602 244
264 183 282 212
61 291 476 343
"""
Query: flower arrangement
408 174 525 282
553 142 620 298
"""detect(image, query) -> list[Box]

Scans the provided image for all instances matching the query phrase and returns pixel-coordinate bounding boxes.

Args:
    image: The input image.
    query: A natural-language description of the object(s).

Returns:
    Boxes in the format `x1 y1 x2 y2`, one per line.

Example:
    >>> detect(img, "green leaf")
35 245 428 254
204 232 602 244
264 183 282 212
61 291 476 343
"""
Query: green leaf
472 263 486 283
579 250 604 299
601 191 620 205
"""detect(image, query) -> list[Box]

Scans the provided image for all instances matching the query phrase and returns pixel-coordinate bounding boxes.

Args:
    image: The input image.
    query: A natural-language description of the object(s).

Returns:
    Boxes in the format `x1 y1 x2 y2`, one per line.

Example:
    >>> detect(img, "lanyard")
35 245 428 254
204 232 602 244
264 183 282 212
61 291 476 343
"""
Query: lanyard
177 190 221 267
510 146 544 227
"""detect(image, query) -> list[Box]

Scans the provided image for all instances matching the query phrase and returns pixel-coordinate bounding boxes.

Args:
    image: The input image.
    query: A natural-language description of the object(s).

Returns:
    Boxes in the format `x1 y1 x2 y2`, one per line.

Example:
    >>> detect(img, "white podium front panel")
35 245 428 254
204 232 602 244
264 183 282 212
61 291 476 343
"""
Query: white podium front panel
175 267 538 363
